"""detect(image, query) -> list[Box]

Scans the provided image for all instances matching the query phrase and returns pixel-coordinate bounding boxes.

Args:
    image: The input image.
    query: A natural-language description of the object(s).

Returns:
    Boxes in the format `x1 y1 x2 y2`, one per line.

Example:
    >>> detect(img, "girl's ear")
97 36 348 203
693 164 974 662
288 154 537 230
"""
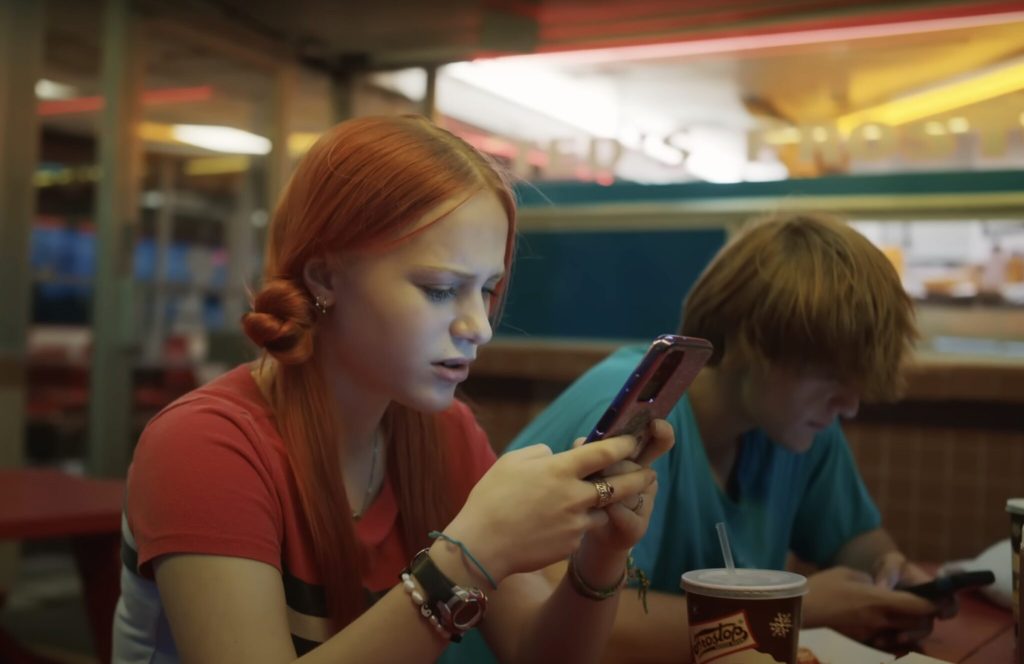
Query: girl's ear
302 256 335 306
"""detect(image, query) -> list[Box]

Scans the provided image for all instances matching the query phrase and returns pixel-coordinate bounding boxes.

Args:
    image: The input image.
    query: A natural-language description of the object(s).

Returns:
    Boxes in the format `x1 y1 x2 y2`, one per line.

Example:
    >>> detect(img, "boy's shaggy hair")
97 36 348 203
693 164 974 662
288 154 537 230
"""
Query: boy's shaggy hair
680 212 917 401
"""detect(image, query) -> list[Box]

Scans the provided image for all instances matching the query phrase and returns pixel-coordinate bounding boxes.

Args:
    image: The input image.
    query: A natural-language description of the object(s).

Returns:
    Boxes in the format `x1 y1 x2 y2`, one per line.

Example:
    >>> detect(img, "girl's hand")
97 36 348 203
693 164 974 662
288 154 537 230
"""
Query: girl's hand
578 419 674 554
443 433 657 584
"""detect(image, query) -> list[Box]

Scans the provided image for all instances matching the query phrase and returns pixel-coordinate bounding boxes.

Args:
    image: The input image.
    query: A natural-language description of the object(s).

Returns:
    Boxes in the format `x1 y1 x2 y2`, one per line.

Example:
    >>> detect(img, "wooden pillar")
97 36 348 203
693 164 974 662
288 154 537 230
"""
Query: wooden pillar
0 0 45 595
330 68 357 124
87 0 144 477
265 64 296 211
0 0 44 470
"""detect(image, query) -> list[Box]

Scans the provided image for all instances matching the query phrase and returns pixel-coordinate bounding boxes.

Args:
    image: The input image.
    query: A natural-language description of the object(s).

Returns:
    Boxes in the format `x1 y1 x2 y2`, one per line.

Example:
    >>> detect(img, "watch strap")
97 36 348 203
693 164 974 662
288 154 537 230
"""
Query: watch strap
407 548 487 642
410 548 456 604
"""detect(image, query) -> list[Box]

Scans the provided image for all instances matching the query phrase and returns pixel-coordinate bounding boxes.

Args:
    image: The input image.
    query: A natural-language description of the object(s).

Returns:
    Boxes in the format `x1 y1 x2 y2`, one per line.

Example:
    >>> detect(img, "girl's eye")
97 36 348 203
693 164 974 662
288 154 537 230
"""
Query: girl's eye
422 286 456 303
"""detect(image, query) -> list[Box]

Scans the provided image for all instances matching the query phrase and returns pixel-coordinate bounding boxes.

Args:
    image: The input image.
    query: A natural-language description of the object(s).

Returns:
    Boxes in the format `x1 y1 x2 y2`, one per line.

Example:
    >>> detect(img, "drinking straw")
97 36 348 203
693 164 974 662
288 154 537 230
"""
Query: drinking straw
716 521 735 573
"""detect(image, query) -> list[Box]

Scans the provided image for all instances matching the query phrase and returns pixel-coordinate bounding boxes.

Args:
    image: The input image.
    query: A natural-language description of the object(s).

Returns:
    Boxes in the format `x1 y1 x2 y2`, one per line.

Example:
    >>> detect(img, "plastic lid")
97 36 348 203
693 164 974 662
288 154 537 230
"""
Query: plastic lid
1006 498 1024 516
681 568 808 600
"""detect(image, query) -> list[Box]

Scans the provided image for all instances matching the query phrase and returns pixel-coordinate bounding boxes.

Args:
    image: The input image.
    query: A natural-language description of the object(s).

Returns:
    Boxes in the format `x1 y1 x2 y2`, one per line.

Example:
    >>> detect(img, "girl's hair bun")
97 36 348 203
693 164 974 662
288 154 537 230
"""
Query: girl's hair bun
242 278 316 364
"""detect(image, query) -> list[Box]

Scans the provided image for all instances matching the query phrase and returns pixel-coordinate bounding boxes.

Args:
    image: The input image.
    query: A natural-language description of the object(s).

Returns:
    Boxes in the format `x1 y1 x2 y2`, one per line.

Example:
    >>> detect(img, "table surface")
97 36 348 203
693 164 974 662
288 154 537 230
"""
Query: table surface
0 467 124 540
919 589 1016 663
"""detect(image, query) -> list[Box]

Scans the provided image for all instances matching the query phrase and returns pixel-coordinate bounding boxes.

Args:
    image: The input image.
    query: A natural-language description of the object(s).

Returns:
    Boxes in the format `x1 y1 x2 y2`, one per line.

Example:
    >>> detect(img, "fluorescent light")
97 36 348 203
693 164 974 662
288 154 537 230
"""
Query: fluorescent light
140 121 317 157
924 121 946 136
680 125 772 184
443 61 618 137
369 68 427 102
35 78 77 100
836 56 1024 134
171 124 271 155
441 60 683 166
860 124 884 140
948 117 970 133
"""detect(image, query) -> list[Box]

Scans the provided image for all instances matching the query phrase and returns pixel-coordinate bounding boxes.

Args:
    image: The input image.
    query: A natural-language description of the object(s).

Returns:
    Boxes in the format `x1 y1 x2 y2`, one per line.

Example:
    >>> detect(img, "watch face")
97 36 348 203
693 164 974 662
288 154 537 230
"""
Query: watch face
443 587 487 630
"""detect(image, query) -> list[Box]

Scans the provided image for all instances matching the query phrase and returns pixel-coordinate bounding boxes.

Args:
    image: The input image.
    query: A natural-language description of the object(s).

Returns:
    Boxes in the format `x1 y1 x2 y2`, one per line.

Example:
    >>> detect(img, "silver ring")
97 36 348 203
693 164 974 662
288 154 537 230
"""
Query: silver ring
630 494 645 513
592 480 614 508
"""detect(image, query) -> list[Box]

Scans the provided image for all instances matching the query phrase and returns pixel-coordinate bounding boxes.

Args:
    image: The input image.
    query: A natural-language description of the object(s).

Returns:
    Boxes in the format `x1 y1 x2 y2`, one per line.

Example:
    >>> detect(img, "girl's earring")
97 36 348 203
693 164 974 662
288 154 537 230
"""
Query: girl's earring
314 295 331 315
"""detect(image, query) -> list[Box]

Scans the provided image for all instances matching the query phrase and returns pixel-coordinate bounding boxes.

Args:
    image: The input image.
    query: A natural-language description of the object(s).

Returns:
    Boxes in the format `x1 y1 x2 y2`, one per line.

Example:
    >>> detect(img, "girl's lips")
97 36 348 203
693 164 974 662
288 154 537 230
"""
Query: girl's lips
432 361 470 383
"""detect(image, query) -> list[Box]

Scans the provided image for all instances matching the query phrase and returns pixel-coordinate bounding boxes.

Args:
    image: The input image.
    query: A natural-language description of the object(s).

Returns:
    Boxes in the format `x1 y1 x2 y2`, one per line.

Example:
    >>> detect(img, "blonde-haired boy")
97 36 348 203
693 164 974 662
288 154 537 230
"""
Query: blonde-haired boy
504 212 951 661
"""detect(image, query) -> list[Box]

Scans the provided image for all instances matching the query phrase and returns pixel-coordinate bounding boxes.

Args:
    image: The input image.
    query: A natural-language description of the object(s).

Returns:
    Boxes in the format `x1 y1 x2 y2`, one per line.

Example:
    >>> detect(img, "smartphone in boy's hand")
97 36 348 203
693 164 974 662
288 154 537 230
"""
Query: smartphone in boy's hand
898 570 995 602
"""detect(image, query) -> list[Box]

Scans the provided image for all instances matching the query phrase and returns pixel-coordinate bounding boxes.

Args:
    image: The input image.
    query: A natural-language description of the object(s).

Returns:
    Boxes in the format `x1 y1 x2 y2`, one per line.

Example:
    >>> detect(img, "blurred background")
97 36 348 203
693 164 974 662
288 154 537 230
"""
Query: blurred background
1 0 1022 660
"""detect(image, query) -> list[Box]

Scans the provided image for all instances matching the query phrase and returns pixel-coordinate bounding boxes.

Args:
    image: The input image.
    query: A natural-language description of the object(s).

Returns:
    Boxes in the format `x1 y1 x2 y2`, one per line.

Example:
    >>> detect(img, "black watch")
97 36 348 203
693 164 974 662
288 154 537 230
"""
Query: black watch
409 548 488 641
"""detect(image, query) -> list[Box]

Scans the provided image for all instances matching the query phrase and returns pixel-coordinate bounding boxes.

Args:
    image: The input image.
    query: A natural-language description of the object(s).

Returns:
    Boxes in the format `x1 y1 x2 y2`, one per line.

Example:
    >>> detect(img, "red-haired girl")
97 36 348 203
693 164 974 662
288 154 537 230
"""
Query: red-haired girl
112 115 671 664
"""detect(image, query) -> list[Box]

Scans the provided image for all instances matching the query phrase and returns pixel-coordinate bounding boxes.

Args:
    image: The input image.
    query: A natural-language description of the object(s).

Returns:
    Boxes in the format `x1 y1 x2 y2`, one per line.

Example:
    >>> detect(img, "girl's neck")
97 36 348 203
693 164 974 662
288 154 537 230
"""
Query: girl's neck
321 368 389 464
687 366 754 484
251 358 388 516
251 358 386 462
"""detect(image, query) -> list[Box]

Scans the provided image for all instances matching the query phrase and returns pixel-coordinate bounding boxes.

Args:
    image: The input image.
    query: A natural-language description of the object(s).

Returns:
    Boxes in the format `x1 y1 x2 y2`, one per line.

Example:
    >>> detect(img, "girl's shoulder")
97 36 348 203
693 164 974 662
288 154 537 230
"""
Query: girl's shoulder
134 363 280 466
148 363 270 428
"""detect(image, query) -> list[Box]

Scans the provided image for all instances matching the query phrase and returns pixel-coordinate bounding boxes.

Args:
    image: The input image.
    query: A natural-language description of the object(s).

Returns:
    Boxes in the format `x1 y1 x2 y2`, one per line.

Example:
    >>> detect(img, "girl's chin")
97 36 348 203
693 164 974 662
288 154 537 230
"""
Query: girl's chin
394 389 456 414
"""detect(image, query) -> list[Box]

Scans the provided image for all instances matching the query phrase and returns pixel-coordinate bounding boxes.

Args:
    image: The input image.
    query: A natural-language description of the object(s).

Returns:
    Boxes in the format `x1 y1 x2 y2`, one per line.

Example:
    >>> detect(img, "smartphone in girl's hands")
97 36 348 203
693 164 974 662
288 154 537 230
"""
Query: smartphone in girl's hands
585 334 713 459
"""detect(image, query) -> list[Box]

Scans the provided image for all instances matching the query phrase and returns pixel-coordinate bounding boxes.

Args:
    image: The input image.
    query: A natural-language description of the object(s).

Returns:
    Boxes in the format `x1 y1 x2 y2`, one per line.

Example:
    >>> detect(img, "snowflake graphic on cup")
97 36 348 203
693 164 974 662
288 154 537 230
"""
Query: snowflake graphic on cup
769 612 792 638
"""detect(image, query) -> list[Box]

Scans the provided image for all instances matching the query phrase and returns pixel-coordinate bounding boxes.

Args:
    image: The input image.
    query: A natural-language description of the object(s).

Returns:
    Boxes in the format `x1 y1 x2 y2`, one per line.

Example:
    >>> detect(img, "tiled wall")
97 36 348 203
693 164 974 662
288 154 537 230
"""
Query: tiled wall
845 421 1024 563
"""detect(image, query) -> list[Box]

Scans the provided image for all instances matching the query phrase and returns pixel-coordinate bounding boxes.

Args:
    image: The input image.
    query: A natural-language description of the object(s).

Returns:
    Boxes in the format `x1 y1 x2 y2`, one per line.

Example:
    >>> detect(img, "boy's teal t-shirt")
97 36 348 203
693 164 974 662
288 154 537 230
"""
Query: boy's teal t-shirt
442 344 881 663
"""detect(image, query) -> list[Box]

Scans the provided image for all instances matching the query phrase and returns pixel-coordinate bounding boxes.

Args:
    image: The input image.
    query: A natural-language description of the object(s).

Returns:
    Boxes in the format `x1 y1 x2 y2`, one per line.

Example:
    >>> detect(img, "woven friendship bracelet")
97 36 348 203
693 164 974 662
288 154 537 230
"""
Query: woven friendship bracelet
427 530 498 590
566 551 626 601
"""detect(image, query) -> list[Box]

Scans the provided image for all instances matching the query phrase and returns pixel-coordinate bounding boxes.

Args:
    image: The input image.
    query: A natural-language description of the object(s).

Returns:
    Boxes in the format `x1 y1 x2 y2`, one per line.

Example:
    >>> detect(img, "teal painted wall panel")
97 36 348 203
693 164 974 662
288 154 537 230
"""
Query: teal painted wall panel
516 170 1024 207
498 229 726 340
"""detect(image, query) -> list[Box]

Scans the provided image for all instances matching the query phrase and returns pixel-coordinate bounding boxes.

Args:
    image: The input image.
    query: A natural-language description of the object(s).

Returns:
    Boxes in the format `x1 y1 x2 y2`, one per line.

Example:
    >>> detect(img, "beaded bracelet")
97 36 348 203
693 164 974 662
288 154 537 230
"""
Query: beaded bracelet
400 571 453 640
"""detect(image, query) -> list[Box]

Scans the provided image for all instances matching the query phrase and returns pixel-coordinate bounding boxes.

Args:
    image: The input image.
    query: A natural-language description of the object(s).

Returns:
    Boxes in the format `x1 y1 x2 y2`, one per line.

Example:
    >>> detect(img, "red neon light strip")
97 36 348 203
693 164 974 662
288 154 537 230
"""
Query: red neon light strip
37 85 214 117
477 10 1024 63
536 0 1023 44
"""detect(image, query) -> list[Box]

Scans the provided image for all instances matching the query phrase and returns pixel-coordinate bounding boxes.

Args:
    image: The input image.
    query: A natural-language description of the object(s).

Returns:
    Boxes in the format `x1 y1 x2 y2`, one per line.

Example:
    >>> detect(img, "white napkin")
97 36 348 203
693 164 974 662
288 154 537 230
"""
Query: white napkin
893 654 953 663
938 538 1013 609
799 627 895 663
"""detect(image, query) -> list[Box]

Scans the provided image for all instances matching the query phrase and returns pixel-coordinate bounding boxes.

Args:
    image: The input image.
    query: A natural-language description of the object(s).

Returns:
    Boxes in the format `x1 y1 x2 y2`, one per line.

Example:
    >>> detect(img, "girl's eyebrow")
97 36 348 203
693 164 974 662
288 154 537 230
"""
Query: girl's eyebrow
413 264 506 281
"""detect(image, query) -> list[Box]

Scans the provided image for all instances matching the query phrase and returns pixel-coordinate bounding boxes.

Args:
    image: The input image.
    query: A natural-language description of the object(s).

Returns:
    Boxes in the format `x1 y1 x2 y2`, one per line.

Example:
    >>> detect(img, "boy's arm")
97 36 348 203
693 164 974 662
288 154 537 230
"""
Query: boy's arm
833 527 899 573
832 528 932 588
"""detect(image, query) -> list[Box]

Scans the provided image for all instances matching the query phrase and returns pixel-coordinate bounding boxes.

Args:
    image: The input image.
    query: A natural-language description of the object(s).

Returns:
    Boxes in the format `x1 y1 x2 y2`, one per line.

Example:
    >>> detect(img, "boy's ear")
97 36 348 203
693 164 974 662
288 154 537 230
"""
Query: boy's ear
302 256 334 303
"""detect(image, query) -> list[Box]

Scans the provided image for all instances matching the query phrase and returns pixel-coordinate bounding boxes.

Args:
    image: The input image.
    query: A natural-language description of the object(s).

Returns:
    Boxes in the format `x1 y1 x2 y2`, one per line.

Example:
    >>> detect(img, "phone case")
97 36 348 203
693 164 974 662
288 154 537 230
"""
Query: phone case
585 334 713 457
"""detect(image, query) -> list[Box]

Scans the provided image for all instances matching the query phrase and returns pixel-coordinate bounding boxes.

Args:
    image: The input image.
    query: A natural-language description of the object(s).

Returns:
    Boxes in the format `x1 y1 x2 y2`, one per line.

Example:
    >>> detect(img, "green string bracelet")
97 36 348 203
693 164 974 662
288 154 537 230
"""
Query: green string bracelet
626 550 651 614
428 530 499 590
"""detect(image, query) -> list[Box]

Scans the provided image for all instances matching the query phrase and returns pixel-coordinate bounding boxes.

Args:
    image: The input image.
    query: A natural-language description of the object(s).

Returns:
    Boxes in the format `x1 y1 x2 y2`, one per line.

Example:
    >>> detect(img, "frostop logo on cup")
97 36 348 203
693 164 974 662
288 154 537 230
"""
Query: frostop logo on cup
690 610 757 661
683 568 807 664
